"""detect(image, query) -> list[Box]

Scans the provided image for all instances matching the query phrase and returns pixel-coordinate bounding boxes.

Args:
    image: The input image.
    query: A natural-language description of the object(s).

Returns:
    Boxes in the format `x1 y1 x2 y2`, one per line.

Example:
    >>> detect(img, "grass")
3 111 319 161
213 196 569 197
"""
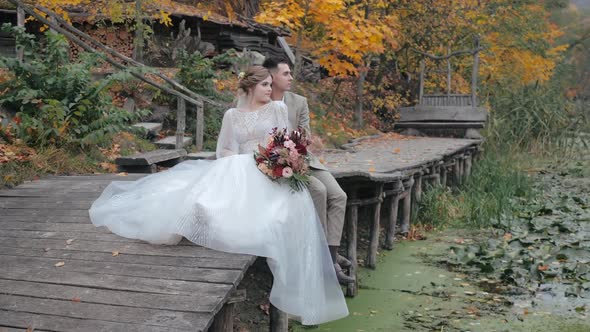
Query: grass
0 132 155 188
0 146 100 188
414 147 534 228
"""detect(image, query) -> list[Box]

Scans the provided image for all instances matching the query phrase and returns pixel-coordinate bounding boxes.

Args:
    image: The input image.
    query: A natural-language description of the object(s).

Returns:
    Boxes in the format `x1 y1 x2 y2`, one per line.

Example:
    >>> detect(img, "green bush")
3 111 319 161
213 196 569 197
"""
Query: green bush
0 24 147 148
175 50 237 150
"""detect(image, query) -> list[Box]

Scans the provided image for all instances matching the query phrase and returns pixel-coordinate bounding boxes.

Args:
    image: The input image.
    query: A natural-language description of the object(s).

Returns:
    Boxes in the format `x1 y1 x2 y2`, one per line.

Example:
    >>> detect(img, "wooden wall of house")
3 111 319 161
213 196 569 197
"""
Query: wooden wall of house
0 11 17 57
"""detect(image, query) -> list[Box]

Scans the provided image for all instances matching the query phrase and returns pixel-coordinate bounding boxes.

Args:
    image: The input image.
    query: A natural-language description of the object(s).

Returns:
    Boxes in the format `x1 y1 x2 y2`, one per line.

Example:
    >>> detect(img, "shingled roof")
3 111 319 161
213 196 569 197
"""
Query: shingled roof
0 0 289 36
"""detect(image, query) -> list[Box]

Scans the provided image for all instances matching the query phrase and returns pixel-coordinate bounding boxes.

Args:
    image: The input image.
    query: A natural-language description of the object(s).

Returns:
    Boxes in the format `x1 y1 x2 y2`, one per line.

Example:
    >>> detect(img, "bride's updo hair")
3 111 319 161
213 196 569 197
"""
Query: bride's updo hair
238 66 271 96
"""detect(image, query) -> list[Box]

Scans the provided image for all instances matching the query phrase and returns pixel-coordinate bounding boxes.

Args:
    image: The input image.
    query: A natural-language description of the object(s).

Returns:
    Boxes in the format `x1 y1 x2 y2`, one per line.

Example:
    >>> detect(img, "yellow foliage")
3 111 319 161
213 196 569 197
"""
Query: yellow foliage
256 0 399 78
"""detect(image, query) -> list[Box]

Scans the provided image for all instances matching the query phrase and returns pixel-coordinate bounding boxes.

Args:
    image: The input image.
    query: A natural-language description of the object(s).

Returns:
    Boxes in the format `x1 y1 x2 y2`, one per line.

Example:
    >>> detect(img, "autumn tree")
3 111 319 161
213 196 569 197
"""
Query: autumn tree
256 0 399 128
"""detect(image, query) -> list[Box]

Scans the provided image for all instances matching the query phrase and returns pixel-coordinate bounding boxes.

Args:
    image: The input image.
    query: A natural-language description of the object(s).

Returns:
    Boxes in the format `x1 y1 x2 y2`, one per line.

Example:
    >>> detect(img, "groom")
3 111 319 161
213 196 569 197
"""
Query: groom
263 57 355 285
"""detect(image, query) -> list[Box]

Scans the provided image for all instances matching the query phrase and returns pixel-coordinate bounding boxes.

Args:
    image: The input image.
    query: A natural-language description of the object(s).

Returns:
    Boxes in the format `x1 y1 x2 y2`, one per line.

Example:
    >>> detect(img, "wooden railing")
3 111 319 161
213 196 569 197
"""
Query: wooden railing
421 94 475 107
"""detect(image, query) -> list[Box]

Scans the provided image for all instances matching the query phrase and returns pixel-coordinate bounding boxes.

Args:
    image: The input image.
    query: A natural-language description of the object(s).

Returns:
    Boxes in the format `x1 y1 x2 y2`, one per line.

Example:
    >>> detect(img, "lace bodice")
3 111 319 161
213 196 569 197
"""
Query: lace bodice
216 101 290 158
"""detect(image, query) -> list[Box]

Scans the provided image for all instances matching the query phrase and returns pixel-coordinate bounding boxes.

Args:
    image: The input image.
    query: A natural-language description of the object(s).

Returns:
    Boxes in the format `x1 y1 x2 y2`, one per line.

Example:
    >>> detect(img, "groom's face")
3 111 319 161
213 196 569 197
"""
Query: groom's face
271 63 293 92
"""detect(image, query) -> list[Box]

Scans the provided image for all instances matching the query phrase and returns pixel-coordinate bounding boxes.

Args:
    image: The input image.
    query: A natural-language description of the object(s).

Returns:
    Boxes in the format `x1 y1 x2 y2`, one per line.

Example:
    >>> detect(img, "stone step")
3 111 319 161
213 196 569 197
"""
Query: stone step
154 136 192 149
132 122 163 137
187 151 216 160
115 149 187 173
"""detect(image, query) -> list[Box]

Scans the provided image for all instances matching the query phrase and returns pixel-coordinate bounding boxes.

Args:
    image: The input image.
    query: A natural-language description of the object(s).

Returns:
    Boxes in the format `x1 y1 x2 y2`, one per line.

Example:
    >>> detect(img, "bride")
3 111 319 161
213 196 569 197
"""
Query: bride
89 66 349 325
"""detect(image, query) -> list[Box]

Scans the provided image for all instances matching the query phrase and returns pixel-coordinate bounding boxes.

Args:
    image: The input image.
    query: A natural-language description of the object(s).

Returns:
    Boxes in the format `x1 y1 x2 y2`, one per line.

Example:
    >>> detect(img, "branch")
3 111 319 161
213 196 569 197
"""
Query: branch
411 47 484 61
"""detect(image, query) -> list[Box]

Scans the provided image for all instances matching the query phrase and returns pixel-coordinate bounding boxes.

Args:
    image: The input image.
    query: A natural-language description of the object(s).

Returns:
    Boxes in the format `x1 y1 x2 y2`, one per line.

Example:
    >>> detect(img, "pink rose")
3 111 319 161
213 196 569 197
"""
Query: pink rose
284 140 296 149
282 167 293 178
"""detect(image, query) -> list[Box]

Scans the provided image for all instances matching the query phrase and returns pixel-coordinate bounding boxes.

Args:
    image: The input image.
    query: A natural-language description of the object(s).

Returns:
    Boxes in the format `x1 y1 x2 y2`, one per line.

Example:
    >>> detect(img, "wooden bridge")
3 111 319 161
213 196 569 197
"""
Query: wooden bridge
0 134 481 331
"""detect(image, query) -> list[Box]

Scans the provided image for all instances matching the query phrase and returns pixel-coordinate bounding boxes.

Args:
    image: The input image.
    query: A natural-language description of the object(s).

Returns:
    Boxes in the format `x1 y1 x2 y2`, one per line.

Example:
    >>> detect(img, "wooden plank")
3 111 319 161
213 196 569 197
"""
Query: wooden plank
0 295 208 330
277 36 295 64
14 179 115 187
0 247 253 270
0 200 92 209
0 215 90 223
154 137 192 149
0 268 232 296
0 191 104 198
0 229 141 242
394 121 485 129
0 327 36 332
0 237 252 259
0 222 108 233
0 310 188 332
0 208 90 217
0 196 95 203
39 174 145 181
0 255 242 285
0 188 106 196
398 106 487 122
0 279 221 313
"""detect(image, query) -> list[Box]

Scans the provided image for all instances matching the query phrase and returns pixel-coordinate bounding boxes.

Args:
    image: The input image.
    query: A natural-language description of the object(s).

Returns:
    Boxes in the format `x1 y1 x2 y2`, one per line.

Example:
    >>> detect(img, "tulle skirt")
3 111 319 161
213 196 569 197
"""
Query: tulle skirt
89 154 348 325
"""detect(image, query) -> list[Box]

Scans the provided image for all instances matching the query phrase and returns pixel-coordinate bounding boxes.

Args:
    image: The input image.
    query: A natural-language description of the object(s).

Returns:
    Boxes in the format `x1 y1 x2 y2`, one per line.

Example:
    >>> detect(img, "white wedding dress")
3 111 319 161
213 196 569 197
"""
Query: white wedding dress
89 101 349 325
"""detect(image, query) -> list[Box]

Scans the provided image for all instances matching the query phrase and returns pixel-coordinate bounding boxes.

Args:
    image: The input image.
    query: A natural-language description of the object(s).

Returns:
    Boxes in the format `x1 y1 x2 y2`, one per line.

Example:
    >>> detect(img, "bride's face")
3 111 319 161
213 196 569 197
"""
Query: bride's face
250 75 273 104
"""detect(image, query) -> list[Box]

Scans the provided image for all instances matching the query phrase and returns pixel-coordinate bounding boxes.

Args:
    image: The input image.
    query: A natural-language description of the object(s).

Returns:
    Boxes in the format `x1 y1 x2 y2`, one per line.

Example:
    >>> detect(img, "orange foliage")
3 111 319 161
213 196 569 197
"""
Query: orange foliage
256 0 399 77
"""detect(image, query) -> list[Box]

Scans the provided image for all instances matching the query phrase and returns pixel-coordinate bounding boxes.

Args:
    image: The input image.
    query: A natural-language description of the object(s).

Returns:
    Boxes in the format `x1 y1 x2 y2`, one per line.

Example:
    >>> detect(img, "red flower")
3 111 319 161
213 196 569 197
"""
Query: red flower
295 144 307 155
272 166 284 178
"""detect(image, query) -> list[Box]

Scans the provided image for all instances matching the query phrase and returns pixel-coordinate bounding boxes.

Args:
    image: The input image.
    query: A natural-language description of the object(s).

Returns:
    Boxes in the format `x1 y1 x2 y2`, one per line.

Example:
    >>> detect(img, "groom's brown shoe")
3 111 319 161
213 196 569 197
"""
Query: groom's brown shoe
337 254 352 268
334 263 355 285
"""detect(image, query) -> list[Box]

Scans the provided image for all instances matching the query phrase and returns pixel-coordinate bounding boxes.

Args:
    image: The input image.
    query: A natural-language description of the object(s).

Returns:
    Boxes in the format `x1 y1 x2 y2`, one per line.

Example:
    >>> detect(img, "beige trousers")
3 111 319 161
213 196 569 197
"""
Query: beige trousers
307 169 347 246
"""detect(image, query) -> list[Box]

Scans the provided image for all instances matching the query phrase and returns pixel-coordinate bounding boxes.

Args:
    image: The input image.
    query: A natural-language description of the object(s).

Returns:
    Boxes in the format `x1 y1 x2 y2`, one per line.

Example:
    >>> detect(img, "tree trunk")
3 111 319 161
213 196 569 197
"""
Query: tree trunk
293 1 311 81
133 0 144 63
354 69 368 129
328 79 342 112
471 37 480 107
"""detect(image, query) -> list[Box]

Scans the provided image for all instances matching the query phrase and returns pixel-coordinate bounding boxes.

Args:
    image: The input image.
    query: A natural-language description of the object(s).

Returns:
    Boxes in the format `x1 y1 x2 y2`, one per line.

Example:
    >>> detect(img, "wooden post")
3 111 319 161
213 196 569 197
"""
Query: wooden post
384 193 400 250
346 187 359 297
366 183 384 269
471 37 480 107
269 304 288 332
411 173 423 222
464 154 473 178
16 5 24 62
210 289 245 332
210 303 234 332
453 158 462 187
176 98 186 149
196 103 204 151
432 165 441 187
418 59 425 104
399 178 414 235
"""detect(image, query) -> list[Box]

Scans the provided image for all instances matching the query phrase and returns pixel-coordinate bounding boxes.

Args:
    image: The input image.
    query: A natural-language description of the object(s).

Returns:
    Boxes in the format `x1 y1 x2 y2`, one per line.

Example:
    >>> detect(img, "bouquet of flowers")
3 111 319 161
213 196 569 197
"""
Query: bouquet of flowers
254 127 312 191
